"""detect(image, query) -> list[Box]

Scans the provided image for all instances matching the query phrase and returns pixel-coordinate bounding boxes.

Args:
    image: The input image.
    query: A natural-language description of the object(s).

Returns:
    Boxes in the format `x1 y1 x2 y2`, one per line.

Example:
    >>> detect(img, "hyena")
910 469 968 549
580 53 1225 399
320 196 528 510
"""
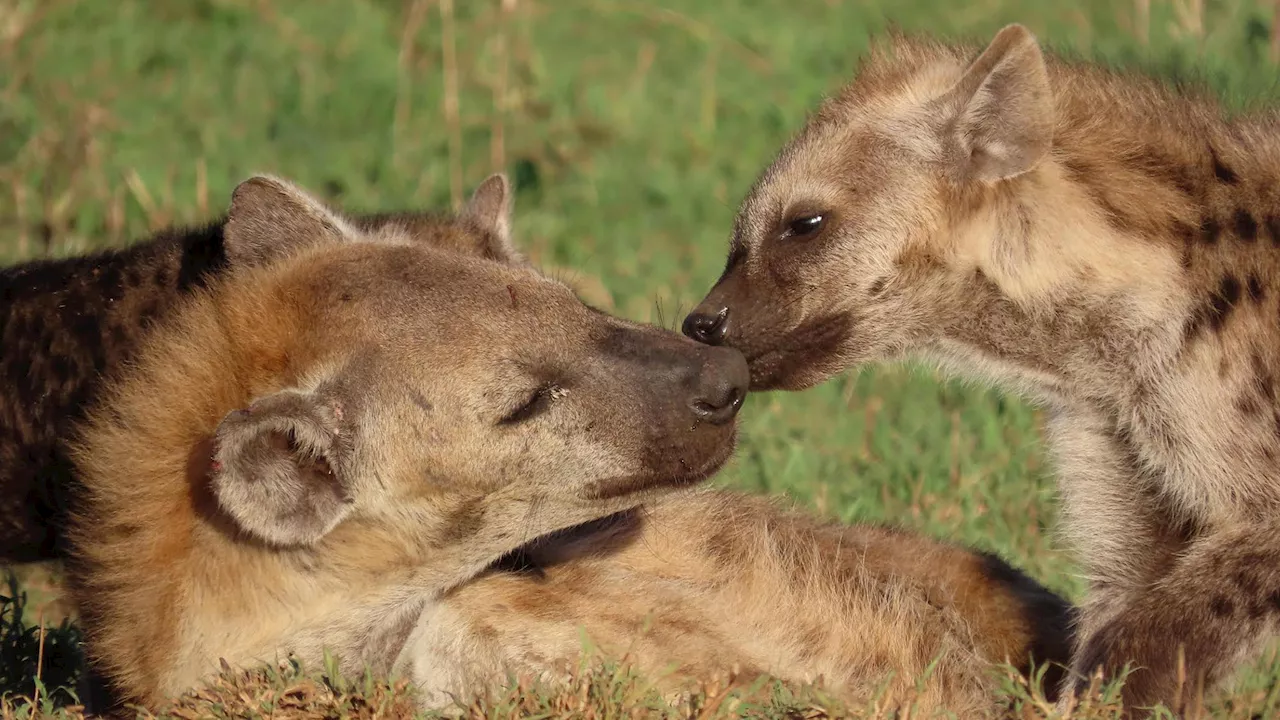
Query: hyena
70 173 1072 716
681 23 1280 712
0 197 496 563
67 173 748 709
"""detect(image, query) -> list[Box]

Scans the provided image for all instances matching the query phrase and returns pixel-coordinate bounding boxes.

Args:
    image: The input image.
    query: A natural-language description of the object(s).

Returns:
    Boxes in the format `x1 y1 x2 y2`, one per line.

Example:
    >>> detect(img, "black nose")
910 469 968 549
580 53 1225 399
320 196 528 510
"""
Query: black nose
682 307 730 346
689 347 750 425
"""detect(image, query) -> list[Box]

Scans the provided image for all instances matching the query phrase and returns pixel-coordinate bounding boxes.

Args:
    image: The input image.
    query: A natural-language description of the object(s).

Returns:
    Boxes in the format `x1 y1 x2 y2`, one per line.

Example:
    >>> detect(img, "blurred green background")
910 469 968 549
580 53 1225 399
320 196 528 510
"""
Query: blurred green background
4 0 1280 709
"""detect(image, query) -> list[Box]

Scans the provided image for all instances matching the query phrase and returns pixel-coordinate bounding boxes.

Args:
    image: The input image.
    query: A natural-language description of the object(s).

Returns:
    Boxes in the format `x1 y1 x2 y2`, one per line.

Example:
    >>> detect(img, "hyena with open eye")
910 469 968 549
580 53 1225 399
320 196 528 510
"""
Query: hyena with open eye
69 173 1073 717
683 22 1280 714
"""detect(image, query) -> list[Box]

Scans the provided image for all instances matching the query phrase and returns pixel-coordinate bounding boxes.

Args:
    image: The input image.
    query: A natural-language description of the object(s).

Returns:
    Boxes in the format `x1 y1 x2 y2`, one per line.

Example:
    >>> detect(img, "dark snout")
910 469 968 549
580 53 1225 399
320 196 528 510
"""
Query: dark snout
585 322 749 500
688 346 749 425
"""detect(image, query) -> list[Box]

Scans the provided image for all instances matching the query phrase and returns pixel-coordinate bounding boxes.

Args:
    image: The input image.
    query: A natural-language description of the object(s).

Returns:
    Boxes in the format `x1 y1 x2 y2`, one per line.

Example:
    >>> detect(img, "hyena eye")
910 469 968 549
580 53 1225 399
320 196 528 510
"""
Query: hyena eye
785 214 824 238
498 383 563 426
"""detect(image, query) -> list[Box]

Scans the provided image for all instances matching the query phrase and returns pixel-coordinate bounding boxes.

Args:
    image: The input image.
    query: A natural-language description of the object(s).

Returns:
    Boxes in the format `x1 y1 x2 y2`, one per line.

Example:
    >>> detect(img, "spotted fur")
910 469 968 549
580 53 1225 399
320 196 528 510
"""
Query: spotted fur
68 173 746 709
686 23 1280 713
68 173 1071 718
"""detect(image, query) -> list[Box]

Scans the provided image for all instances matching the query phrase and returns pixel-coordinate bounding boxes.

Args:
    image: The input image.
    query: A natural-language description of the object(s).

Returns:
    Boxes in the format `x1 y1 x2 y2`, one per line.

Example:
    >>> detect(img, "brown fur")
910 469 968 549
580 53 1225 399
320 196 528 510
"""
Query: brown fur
0 190 520 564
684 23 1280 714
68 173 747 708
68 172 1073 717
404 488 1073 717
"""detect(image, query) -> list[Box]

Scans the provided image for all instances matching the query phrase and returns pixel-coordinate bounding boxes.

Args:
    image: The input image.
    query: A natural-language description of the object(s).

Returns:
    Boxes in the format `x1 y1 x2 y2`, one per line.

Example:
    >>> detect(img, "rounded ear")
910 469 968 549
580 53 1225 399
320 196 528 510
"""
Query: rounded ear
209 388 353 547
459 173 524 264
939 24 1052 183
224 175 361 267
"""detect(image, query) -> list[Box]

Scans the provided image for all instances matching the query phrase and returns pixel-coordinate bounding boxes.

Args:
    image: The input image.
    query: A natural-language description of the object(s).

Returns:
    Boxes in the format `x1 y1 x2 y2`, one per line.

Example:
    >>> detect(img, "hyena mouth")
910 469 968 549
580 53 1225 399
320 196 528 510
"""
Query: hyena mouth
581 428 739 501
742 312 855 391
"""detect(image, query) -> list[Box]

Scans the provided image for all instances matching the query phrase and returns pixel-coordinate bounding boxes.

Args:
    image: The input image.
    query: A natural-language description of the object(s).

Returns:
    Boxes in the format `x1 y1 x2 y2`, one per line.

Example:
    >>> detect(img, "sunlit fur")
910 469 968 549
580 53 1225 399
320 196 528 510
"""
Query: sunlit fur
692 22 1280 712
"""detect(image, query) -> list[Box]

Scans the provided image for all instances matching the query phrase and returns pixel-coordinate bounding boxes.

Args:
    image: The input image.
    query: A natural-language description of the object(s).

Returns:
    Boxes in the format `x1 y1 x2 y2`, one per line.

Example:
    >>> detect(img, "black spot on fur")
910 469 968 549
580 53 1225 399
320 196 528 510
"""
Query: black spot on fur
868 276 887 296
1248 274 1266 303
1211 147 1239 184
1234 210 1259 242
1200 217 1222 245
1210 595 1235 617
1207 275 1241 332
1234 570 1262 596
1236 393 1262 416
409 390 433 413
440 496 486 542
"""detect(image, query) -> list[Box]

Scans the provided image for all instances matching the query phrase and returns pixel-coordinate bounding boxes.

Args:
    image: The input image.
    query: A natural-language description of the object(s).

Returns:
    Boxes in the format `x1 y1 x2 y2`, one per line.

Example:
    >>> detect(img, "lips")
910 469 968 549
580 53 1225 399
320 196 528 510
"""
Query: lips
734 311 855 392
581 427 738 501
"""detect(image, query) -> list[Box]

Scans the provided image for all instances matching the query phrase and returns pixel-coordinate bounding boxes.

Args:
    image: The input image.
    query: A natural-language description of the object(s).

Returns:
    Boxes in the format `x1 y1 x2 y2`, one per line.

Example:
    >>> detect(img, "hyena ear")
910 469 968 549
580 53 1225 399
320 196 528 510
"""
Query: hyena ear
224 175 360 267
209 388 354 547
940 24 1052 183
459 173 524 264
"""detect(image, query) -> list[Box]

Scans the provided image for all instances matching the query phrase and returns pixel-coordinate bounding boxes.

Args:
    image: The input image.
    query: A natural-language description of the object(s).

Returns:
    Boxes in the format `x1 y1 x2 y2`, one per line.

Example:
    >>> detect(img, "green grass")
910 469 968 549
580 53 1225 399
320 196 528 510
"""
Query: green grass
6 0 1280 716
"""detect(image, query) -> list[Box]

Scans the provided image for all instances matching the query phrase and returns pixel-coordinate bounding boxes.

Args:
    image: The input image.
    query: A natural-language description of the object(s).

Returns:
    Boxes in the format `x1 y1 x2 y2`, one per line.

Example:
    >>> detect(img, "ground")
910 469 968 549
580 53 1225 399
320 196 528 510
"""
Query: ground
4 0 1280 717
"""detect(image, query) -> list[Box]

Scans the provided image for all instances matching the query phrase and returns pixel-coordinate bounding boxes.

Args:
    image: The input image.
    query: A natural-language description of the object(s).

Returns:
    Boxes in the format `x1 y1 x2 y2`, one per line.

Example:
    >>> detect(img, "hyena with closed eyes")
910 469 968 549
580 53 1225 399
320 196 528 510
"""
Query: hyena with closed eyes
682 22 1280 714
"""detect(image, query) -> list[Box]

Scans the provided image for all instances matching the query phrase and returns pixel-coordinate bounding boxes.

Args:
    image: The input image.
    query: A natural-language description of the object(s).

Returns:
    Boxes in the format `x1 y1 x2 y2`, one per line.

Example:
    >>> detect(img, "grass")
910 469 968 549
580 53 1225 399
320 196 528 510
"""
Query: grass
4 0 1280 716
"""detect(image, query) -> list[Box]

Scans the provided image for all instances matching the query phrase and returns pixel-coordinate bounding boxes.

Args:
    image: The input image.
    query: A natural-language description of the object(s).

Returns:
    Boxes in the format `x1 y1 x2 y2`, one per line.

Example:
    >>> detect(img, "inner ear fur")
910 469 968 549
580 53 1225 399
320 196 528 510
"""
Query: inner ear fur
209 388 354 547
459 173 525 264
223 174 362 268
939 24 1053 183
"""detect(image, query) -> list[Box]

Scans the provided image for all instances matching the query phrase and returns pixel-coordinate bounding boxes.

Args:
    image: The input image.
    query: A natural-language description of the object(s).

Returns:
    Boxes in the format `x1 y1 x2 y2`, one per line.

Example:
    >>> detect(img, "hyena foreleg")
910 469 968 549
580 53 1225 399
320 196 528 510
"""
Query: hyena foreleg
1069 520 1280 714
1047 412 1192 706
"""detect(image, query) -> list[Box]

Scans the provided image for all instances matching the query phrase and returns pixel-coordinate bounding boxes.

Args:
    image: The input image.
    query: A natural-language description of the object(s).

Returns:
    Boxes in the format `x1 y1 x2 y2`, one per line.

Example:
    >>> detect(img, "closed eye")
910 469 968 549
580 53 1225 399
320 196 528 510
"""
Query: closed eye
784 214 825 238
498 383 562 425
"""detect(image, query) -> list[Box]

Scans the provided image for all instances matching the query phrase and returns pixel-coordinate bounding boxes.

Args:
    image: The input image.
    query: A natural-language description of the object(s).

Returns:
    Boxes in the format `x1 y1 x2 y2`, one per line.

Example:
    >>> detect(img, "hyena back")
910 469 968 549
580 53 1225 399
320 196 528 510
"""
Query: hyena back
683 23 1280 713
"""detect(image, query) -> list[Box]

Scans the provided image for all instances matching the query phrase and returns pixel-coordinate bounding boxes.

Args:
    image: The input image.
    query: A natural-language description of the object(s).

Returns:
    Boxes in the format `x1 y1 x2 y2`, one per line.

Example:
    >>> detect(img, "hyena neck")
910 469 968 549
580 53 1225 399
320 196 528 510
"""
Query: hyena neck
934 162 1192 410
936 92 1280 443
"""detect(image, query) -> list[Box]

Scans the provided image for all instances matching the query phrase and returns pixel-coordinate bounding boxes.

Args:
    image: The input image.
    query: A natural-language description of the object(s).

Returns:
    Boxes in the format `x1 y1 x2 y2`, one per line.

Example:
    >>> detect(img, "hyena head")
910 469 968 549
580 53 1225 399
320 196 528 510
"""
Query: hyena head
684 24 1064 391
204 174 749 549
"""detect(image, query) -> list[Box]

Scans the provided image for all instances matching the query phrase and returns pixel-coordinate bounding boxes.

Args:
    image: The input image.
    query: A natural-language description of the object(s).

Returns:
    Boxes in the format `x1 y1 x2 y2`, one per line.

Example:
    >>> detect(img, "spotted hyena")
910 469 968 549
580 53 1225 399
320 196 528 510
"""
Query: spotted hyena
68 173 1071 717
0 195 505 564
681 23 1280 713
67 173 748 709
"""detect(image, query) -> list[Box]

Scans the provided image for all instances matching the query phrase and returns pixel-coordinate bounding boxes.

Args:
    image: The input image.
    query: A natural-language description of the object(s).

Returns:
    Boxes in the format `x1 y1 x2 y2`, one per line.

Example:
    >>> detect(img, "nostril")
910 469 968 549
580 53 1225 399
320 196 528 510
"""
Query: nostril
692 400 718 416
727 386 744 412
681 307 730 346
690 381 746 426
